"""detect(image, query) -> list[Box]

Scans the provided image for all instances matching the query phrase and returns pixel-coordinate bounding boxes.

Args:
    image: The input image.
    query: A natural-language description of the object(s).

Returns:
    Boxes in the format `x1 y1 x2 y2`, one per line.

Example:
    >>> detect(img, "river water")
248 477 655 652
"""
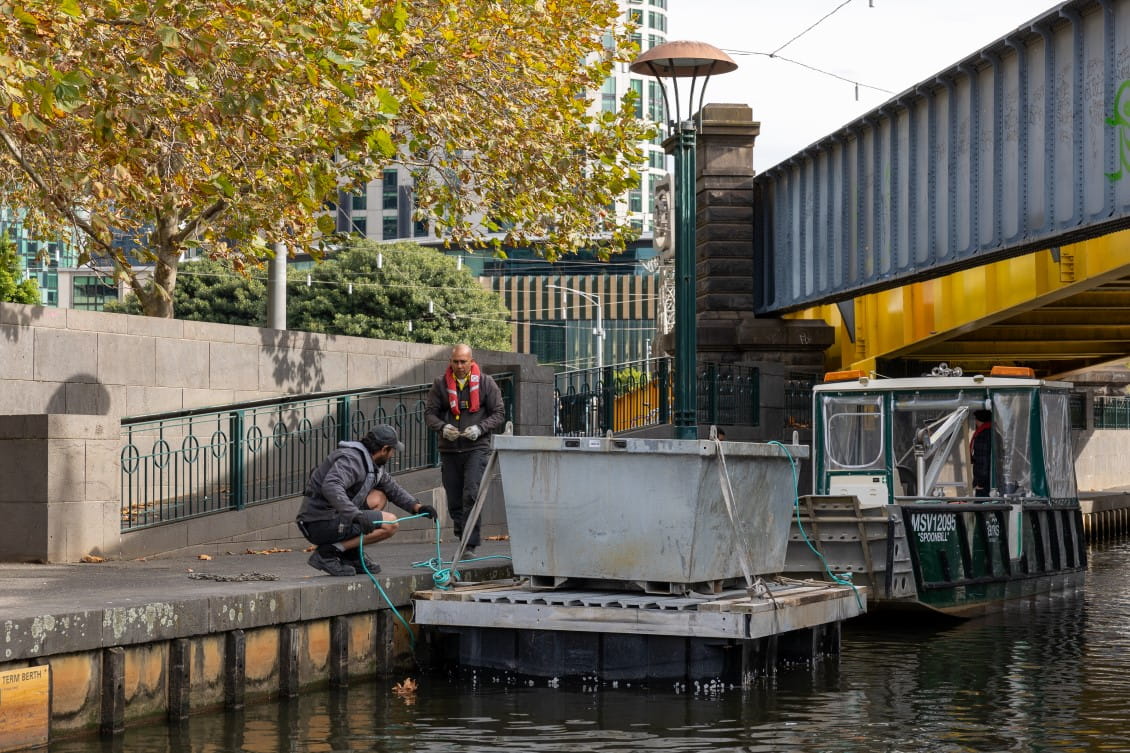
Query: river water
53 542 1130 753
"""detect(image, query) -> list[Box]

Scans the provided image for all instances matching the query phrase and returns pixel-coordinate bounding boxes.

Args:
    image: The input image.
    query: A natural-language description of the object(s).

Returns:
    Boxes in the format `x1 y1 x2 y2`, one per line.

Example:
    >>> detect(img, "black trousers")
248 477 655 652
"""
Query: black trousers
440 447 490 547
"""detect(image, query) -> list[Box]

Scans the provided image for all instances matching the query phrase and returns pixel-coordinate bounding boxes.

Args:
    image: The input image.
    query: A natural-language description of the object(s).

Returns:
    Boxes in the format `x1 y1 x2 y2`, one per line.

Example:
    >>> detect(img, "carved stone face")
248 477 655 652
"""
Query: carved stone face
653 178 672 256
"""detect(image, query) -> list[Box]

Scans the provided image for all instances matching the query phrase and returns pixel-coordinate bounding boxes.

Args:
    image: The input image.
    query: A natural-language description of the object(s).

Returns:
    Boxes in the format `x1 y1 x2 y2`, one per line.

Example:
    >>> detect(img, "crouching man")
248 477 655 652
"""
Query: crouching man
296 424 437 576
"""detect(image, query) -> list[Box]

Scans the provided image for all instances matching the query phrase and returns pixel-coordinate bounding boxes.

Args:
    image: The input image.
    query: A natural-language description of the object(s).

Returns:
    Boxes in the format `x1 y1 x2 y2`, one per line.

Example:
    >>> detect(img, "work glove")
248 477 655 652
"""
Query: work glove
462 424 482 441
442 424 460 441
352 512 378 534
418 504 439 520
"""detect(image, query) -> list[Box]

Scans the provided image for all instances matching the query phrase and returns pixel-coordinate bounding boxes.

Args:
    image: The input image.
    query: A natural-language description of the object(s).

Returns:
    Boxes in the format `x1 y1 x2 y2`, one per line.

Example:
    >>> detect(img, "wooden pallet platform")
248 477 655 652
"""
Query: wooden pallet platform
414 579 865 640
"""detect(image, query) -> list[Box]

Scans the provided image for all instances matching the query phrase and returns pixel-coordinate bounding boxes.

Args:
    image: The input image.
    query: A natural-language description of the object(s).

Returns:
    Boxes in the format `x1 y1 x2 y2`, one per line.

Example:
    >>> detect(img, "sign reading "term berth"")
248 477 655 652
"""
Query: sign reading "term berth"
0 665 50 753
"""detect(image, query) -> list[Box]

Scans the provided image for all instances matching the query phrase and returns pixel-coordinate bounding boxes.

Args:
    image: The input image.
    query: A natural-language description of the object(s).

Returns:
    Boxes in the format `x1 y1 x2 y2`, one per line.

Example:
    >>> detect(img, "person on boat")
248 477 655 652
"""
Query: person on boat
971 409 993 498
296 425 438 577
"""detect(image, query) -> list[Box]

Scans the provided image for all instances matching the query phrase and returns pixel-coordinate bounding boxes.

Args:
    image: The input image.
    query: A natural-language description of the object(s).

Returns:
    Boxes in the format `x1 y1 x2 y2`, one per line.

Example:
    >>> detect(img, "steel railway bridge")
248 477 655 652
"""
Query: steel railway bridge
754 0 1130 379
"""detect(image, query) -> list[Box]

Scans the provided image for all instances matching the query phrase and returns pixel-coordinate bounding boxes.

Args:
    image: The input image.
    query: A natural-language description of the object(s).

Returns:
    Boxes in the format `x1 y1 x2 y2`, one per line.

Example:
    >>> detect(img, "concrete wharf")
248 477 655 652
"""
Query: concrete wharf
0 540 511 747
0 536 863 750
1081 490 1130 541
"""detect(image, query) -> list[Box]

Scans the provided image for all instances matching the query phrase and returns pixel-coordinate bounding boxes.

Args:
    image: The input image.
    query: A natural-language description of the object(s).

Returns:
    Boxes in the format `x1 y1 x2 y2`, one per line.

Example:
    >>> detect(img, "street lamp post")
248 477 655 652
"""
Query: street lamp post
631 41 736 440
548 284 605 372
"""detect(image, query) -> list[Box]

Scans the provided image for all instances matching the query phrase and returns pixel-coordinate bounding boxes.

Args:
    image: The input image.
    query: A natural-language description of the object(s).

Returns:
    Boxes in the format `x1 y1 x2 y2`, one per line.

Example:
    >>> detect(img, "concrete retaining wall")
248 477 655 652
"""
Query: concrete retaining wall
18 613 412 741
0 302 553 563
1074 429 1130 492
0 557 513 744
0 302 551 419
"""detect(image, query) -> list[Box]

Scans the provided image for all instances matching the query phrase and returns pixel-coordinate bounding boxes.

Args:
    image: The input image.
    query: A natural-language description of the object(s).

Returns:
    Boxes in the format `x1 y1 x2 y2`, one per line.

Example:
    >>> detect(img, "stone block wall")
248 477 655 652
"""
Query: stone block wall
0 302 550 420
0 301 553 562
1074 430 1130 492
0 415 121 562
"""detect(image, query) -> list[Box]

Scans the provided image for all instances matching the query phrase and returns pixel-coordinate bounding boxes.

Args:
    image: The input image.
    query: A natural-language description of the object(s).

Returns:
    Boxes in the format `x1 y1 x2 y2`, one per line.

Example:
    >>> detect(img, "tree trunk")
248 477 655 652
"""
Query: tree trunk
145 254 178 317
132 249 180 318
135 214 183 318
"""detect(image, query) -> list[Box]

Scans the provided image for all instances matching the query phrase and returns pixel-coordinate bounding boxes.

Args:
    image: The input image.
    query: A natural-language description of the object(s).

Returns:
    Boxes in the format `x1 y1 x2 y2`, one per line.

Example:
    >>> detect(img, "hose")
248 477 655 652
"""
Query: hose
767 440 865 611
356 512 512 651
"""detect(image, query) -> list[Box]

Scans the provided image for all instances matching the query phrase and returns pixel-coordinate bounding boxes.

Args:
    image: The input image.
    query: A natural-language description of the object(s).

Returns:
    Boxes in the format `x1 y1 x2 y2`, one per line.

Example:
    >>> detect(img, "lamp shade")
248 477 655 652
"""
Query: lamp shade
629 40 737 78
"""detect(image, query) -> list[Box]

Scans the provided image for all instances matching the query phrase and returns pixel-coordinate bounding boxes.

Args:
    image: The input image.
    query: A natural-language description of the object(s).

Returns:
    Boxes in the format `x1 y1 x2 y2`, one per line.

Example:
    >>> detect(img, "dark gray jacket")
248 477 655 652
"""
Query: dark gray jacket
424 371 505 452
296 441 417 524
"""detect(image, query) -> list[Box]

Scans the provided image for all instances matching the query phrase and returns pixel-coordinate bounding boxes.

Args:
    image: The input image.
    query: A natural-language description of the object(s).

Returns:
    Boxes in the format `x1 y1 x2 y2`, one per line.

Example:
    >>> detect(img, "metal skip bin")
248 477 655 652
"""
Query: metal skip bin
493 435 808 589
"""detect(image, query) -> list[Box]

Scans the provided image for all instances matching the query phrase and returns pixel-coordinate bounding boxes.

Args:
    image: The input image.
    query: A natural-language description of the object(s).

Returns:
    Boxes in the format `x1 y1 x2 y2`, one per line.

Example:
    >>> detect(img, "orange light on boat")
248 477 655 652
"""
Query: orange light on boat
823 369 867 383
989 365 1036 378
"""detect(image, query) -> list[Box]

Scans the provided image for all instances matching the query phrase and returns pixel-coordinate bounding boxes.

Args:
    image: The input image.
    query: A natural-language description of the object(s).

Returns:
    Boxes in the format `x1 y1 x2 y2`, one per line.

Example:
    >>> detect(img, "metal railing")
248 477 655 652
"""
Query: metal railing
1070 392 1086 430
1094 395 1130 429
697 362 761 430
120 375 513 531
554 357 760 437
785 371 819 431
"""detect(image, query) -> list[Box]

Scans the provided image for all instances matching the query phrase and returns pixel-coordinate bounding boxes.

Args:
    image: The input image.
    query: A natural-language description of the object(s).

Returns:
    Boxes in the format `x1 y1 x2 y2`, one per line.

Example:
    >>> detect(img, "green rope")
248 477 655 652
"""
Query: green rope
356 512 512 650
767 440 865 611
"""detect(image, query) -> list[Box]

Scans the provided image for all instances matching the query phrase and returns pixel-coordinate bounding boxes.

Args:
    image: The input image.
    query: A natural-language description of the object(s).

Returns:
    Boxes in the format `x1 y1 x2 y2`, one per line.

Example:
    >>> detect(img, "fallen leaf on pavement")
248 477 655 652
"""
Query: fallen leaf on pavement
81 554 105 563
197 554 212 561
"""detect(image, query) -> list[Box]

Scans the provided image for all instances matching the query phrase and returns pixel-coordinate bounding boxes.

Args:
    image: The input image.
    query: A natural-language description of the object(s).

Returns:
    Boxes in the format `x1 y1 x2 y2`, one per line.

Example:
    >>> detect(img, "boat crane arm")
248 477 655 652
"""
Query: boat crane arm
913 406 970 496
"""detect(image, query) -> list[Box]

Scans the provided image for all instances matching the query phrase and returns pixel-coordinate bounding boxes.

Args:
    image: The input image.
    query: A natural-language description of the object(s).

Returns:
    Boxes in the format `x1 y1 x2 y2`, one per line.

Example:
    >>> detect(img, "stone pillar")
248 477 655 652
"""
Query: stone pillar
695 103 759 358
694 104 833 449
694 103 833 369
0 415 121 562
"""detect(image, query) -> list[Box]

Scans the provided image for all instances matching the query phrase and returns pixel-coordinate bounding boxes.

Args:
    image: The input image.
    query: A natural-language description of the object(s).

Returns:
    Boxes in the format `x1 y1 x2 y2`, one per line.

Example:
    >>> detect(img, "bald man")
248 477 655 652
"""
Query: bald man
424 344 505 555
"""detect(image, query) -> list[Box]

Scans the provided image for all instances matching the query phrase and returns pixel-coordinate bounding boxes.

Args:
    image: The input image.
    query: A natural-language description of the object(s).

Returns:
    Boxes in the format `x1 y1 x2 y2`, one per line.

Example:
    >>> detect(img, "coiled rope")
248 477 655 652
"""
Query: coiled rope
356 512 512 650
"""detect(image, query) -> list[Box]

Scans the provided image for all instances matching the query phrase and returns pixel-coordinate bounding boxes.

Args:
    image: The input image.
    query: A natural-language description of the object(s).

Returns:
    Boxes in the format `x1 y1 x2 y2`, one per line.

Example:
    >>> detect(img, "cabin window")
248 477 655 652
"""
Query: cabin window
991 392 1034 497
822 395 884 471
1040 392 1076 499
891 391 984 498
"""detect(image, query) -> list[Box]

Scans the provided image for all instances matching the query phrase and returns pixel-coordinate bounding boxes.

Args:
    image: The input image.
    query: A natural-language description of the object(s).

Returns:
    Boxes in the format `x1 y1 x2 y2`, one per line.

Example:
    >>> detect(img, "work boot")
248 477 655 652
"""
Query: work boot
344 548 381 575
307 547 356 577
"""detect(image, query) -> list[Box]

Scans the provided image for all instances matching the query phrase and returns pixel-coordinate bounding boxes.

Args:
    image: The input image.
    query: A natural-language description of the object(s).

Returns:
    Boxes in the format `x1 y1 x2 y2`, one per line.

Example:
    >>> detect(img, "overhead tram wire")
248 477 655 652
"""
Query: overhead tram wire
719 0 894 100
768 0 856 58
721 48 894 98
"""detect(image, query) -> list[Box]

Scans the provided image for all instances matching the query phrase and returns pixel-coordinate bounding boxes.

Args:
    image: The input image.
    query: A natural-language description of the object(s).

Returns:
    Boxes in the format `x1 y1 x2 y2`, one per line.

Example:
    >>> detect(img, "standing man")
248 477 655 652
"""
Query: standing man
297 425 437 576
425 344 506 555
970 409 993 498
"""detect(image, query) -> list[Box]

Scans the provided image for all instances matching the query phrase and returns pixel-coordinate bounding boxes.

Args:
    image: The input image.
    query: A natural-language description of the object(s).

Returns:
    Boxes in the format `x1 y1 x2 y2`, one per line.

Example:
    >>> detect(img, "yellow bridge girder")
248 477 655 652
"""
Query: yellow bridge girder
785 230 1130 377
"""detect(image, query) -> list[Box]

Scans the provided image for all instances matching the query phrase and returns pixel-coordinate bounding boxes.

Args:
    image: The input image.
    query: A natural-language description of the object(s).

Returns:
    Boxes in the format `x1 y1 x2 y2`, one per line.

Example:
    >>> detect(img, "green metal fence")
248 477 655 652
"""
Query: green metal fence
554 357 759 437
1094 395 1130 429
1070 392 1086 430
120 375 513 531
697 362 761 430
785 371 819 431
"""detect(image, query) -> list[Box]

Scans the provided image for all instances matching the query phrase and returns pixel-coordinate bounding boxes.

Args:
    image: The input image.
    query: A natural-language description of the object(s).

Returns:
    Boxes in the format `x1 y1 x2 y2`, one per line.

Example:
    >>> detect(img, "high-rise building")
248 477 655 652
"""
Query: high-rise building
338 0 668 242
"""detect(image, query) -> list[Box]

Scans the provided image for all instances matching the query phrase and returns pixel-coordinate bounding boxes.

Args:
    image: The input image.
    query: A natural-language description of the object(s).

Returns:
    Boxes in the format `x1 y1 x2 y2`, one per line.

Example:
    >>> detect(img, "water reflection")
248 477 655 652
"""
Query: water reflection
52 543 1130 753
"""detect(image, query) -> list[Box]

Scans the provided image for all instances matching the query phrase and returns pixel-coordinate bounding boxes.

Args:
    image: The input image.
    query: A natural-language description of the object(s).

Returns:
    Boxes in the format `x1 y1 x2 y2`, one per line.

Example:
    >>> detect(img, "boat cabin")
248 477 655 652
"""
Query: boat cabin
812 366 1079 508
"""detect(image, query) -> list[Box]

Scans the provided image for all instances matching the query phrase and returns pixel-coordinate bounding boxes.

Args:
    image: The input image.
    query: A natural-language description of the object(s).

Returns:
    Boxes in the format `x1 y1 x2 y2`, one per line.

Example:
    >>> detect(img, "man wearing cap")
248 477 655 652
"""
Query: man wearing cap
296 424 438 576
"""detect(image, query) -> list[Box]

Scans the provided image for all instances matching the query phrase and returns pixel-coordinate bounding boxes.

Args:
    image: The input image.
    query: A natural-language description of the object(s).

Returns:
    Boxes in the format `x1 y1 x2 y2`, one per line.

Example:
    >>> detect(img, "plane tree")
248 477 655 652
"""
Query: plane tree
0 0 648 316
